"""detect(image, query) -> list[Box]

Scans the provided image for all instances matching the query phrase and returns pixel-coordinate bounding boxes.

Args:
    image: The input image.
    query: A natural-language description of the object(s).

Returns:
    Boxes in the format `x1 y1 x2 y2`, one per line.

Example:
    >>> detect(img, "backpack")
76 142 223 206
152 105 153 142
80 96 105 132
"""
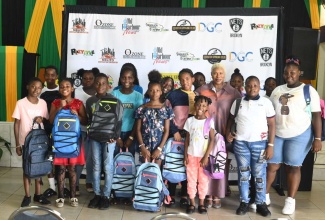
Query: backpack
162 138 186 183
203 117 227 179
52 109 81 158
88 96 123 142
23 123 52 178
133 162 170 212
111 151 136 198
303 84 312 119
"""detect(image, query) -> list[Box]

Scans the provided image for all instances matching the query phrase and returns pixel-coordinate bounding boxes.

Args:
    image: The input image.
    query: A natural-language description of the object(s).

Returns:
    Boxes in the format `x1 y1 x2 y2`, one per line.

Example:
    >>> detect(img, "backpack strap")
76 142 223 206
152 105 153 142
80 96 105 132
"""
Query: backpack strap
303 84 311 106
234 98 242 118
203 117 213 138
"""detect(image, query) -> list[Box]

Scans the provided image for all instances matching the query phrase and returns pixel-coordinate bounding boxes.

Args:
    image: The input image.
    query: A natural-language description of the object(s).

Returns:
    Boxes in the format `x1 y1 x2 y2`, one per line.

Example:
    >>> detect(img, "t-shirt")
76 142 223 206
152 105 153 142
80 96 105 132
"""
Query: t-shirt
230 96 275 142
111 89 143 132
12 97 49 146
270 83 321 138
75 87 92 132
183 117 215 157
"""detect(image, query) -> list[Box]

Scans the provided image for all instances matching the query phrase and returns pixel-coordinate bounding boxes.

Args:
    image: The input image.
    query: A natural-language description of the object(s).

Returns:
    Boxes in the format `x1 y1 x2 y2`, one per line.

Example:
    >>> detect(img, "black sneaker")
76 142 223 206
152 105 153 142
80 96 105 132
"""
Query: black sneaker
43 188 57 198
98 196 110 210
64 188 70 198
236 202 249 215
256 203 271 217
21 196 31 207
33 194 51 205
88 195 101 209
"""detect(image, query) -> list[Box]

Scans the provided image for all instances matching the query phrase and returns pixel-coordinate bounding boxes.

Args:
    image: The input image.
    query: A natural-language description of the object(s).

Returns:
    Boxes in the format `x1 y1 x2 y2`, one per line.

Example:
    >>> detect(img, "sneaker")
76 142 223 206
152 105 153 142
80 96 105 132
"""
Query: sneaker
64 188 70 198
76 186 80 196
43 188 57 198
282 197 295 215
70 198 78 207
236 202 249 215
249 202 257 209
33 194 51 205
56 198 64 208
21 196 31 207
265 193 271 206
98 196 110 210
86 183 94 193
88 195 101 208
256 203 271 217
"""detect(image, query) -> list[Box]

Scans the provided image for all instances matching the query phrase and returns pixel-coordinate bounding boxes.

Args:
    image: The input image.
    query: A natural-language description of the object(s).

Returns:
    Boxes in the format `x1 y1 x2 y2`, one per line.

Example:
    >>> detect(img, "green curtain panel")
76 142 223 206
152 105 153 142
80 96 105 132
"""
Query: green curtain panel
182 0 193 8
0 46 6 121
107 0 117 6
17 47 24 100
261 0 270 8
244 0 253 7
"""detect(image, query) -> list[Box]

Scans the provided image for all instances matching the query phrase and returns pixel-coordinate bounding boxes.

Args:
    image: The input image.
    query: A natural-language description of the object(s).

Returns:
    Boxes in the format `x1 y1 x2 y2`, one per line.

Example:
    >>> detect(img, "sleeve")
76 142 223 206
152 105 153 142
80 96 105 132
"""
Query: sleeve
310 86 321 112
12 101 21 120
134 107 143 119
265 98 276 117
229 100 236 116
209 117 215 131
167 106 175 120
183 118 191 132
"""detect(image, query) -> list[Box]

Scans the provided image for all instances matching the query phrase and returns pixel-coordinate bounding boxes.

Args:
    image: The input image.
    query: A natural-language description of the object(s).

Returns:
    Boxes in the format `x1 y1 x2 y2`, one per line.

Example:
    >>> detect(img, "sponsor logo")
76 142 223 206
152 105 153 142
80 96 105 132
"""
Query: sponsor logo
107 74 114 90
152 47 171 65
172 19 196 36
94 19 116 29
229 52 253 62
123 49 146 59
146 22 168 32
260 47 273 67
99 47 117 63
176 51 200 61
122 18 140 35
251 23 274 30
70 18 87 33
229 18 243 37
71 49 94 56
203 48 226 64
198 22 222 33
71 72 82 87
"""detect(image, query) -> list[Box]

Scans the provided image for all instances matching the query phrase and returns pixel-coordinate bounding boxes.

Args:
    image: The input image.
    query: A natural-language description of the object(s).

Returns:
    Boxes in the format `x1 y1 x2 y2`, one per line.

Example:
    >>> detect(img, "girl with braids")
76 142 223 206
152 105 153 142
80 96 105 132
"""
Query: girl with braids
183 95 215 214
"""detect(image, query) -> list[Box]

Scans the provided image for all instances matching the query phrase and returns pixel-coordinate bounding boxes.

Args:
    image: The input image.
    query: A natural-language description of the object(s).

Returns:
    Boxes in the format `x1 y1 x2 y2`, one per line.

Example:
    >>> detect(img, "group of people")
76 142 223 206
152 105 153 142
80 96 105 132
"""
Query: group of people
12 55 322 217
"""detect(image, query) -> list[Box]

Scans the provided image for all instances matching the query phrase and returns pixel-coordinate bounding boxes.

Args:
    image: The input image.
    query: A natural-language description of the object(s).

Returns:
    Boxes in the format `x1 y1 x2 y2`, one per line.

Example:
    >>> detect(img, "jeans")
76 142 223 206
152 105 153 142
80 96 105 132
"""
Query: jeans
113 131 137 157
91 140 115 197
233 140 267 204
76 132 93 186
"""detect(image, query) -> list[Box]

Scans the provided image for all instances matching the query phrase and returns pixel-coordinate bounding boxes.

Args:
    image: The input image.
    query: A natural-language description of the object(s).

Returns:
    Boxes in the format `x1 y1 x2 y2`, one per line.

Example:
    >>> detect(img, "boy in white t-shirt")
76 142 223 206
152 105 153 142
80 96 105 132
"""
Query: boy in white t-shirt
226 76 275 217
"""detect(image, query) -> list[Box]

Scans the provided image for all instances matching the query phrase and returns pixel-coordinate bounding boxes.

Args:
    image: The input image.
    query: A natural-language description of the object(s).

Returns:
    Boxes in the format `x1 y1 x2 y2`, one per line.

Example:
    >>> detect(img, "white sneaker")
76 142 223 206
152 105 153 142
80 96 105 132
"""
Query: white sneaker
70 198 79 207
56 198 64 208
282 197 295 215
265 193 271 206
249 202 257 209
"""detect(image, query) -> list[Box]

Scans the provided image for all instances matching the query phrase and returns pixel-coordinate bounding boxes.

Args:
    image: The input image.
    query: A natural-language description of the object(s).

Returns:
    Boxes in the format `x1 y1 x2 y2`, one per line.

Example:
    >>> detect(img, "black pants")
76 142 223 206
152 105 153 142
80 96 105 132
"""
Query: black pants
168 180 187 197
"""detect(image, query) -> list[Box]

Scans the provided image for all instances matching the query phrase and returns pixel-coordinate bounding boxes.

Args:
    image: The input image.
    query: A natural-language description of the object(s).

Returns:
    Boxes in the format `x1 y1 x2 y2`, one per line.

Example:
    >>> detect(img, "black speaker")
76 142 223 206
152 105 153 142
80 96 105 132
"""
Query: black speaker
286 27 320 80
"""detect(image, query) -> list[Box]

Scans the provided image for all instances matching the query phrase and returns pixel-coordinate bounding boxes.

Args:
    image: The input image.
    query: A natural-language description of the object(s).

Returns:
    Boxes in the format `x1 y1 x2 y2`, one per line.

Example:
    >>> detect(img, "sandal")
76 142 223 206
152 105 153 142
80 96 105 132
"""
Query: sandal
212 198 221 209
186 204 196 214
205 198 212 208
198 205 207 214
180 198 189 208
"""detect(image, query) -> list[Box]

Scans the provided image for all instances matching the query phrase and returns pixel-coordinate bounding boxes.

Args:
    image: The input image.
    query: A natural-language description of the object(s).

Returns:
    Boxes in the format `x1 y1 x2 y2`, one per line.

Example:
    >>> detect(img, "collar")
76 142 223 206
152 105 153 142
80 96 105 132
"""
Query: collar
244 94 260 101
207 81 234 94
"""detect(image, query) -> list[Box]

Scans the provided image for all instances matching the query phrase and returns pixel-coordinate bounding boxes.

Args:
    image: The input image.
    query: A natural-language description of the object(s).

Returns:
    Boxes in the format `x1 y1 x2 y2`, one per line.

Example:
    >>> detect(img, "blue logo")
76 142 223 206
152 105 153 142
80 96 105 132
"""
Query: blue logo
198 22 222 33
229 52 253 62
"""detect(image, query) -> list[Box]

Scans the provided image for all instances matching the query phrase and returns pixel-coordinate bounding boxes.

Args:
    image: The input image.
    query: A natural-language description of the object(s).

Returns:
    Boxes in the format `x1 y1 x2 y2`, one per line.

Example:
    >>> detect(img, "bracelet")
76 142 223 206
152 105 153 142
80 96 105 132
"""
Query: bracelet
139 144 145 148
128 136 134 140
315 137 321 141
268 143 274 147
157 147 162 152
16 145 22 149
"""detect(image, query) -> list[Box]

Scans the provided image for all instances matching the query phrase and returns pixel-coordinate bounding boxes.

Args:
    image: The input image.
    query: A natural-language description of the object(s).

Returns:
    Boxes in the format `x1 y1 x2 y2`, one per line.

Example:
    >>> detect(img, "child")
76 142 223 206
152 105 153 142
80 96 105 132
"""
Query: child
264 77 277 98
111 65 143 158
40 65 60 198
230 68 245 96
86 73 121 210
49 78 87 208
183 95 215 214
193 72 206 90
161 76 174 102
135 80 174 165
113 63 143 94
226 76 275 217
165 68 196 207
143 69 162 103
12 77 51 207
74 67 99 194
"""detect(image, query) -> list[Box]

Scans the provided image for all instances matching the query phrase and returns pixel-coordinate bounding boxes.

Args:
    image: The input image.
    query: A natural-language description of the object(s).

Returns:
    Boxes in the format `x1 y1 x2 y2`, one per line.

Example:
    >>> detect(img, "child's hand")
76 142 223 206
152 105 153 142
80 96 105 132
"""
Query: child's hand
151 149 161 160
184 155 188 166
116 138 123 148
70 109 78 116
200 156 209 167
60 99 67 108
34 116 43 124
226 132 235 143
107 139 116 144
124 138 133 148
173 132 182 141
141 147 151 162
16 146 22 156
264 145 274 160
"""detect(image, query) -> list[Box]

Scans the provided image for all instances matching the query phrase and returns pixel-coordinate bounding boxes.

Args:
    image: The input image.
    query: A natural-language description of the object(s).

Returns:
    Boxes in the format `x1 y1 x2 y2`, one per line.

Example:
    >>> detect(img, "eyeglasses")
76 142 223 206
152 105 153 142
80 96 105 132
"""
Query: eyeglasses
285 58 300 65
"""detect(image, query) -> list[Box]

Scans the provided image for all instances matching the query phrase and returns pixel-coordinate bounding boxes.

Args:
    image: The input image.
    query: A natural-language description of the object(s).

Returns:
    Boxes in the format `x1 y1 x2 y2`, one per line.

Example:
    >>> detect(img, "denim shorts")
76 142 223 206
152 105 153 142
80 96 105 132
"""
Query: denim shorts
268 126 313 166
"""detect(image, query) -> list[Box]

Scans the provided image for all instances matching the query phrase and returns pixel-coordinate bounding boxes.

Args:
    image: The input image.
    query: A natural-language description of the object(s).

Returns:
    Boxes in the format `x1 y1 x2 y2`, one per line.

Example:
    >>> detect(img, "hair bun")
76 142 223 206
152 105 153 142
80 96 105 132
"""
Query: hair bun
234 68 240 74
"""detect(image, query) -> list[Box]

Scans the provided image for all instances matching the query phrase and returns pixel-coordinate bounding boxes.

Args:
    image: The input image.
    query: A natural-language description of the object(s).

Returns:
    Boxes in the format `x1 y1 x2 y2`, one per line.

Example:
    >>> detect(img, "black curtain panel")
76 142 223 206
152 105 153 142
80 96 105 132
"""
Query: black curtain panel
2 0 25 46
77 0 107 6
136 0 181 7
22 51 39 98
206 0 244 7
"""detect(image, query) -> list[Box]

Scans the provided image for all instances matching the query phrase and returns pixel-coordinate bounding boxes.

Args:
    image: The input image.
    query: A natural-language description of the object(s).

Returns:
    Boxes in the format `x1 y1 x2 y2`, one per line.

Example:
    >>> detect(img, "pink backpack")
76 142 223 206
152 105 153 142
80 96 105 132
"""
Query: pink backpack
202 118 227 179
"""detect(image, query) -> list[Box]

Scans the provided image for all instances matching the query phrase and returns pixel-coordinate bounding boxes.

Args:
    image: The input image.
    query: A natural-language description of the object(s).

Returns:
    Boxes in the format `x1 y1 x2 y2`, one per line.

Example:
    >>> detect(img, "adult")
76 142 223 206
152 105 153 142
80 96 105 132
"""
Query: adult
196 63 241 208
266 56 322 215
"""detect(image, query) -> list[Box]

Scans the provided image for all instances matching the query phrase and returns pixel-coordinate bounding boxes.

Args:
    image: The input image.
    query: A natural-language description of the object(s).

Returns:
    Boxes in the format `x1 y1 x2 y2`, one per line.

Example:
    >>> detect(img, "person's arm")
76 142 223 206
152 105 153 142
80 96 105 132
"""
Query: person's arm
264 116 275 160
136 118 150 161
151 118 170 159
183 131 190 166
226 114 235 143
14 119 22 156
311 112 322 152
76 103 87 125
49 103 60 124
200 128 215 167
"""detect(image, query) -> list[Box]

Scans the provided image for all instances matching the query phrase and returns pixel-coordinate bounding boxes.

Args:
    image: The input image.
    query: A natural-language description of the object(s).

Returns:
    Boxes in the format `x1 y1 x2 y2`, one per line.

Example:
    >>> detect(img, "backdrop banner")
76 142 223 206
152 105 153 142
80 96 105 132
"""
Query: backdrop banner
62 6 283 92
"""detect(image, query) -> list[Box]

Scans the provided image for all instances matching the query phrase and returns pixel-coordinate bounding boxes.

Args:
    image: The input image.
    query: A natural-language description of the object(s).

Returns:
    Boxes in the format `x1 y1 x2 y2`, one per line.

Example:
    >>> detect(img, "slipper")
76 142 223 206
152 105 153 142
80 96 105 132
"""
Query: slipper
180 198 189 208
205 198 212 208
212 198 221 209
186 204 195 214
198 205 207 214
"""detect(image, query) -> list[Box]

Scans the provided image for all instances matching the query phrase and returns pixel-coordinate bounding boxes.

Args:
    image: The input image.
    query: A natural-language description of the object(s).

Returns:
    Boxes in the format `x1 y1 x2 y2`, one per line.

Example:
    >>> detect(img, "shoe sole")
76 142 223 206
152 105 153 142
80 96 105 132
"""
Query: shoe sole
71 203 78 207
56 203 64 208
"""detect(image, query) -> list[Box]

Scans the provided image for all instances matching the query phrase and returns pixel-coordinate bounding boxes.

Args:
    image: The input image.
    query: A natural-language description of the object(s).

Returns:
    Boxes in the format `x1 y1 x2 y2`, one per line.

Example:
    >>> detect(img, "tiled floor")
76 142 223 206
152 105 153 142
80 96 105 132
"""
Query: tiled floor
1 167 325 220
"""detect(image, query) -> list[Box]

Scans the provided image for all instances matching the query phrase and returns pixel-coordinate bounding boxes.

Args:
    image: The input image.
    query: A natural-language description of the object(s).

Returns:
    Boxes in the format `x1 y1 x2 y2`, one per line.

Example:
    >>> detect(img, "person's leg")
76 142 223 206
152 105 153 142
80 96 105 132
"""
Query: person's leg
83 132 93 191
286 165 301 198
75 164 83 194
197 156 209 214
88 140 102 208
186 155 198 214
55 165 66 208
68 165 77 198
21 175 32 207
